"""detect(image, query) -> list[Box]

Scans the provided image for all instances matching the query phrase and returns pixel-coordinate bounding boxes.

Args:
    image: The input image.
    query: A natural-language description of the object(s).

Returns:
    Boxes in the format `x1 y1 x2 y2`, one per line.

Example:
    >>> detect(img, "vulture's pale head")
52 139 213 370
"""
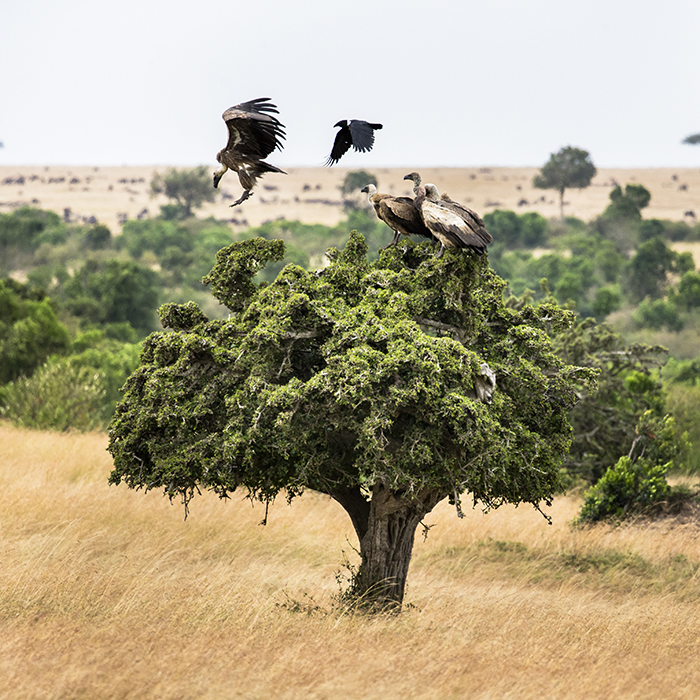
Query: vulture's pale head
403 172 422 186
424 184 440 201
360 184 377 196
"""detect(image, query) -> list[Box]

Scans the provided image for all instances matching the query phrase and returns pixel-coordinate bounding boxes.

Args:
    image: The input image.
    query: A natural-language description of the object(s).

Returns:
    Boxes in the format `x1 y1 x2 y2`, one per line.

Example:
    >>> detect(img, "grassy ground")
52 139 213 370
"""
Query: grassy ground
2 422 700 699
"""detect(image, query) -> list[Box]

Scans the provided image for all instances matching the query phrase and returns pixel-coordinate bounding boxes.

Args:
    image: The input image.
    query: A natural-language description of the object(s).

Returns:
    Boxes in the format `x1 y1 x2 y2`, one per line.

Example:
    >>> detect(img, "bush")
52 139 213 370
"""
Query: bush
633 298 684 332
0 360 107 431
0 279 71 384
577 456 670 522
577 412 690 521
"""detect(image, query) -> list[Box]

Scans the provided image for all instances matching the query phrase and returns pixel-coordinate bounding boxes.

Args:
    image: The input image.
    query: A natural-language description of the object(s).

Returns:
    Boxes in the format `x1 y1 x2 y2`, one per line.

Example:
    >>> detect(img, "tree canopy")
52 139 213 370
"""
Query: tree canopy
533 146 597 219
150 166 216 219
108 233 594 607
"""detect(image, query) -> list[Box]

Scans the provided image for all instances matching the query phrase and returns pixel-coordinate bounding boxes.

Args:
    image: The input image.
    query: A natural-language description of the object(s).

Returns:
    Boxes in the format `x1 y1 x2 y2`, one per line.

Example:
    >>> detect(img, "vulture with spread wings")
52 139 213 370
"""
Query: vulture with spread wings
213 98 286 207
325 119 383 166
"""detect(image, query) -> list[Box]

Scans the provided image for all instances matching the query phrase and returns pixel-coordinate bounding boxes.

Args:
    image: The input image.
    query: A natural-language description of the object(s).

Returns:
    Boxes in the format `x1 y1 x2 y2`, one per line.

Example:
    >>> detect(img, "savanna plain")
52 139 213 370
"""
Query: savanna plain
2 423 700 699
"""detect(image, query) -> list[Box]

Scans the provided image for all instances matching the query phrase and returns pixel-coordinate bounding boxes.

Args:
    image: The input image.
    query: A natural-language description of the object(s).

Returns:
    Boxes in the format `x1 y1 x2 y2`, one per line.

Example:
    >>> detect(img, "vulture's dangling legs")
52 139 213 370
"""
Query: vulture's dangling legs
230 190 253 208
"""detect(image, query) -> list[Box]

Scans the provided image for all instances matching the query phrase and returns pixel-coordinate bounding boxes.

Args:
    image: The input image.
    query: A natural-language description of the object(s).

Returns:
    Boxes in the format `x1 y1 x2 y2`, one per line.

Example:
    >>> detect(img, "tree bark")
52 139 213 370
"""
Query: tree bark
351 482 444 608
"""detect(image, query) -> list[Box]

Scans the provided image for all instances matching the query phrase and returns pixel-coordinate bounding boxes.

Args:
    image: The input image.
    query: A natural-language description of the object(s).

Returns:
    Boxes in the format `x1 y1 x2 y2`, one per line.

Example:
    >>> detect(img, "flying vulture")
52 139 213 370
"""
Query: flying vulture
361 183 434 248
212 98 286 207
403 172 492 258
325 120 383 166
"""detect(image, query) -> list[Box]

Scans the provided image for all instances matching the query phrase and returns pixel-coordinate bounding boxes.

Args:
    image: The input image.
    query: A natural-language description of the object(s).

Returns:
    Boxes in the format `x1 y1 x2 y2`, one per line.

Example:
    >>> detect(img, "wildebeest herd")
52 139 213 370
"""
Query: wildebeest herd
213 98 491 257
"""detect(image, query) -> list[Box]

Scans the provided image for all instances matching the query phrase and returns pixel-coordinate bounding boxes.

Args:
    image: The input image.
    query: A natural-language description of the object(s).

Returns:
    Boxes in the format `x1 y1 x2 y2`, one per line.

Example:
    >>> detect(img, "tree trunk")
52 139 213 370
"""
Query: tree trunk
348 483 444 609
559 187 566 221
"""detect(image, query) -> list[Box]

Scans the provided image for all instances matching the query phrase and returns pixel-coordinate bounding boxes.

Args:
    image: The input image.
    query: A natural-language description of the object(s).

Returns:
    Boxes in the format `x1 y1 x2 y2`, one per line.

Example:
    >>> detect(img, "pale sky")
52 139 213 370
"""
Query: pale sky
2 0 699 169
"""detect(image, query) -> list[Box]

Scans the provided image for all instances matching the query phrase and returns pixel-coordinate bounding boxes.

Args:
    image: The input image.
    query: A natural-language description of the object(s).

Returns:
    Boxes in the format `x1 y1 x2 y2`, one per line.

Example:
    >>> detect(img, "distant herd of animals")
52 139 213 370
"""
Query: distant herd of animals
212 97 492 257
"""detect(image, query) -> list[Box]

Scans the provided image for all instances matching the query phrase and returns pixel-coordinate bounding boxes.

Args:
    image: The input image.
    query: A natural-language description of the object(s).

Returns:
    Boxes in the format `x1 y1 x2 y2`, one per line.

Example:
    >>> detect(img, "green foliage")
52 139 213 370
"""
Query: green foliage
0 279 70 384
633 299 684 332
553 317 669 483
82 224 112 250
672 271 700 310
592 285 622 319
483 209 548 248
626 237 692 302
0 360 107 431
117 219 192 259
0 329 141 431
150 166 216 218
577 456 670 522
533 146 596 218
108 233 593 605
59 259 161 335
682 133 700 145
603 184 651 222
639 219 665 242
0 207 65 272
577 412 687 522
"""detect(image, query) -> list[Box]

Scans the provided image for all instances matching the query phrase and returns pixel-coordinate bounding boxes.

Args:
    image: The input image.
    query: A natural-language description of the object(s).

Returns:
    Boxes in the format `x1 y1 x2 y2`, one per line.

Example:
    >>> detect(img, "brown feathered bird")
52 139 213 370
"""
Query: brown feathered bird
403 172 491 258
212 98 286 207
325 120 383 166
424 184 492 254
361 183 434 248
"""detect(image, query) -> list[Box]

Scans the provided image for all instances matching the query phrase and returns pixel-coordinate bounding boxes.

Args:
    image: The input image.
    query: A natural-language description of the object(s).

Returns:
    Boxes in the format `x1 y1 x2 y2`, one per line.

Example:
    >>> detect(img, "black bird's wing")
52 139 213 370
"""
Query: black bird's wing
348 120 383 153
325 124 353 166
222 98 286 160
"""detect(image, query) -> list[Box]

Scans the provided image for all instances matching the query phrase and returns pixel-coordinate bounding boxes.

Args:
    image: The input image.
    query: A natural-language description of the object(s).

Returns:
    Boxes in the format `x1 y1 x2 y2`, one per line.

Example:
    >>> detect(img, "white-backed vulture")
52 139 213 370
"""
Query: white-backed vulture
403 172 491 258
425 184 493 253
213 98 286 207
360 183 434 248
325 120 383 166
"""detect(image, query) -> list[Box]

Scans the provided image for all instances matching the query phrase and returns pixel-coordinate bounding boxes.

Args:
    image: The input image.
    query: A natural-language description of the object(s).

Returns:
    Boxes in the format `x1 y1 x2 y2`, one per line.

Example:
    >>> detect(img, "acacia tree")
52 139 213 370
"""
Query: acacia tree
107 233 594 608
533 146 597 220
150 166 215 218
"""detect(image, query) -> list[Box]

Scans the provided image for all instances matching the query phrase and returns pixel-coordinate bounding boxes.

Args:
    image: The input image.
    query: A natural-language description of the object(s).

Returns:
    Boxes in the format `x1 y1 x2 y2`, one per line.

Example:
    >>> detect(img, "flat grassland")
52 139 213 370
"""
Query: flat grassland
1 164 699 234
2 423 700 699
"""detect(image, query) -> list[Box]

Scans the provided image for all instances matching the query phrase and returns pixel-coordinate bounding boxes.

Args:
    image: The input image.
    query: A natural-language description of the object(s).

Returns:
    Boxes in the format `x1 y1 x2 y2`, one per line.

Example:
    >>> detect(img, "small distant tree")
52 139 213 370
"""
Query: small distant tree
602 184 651 221
533 146 597 220
682 133 700 145
340 170 377 211
150 166 215 219
108 233 594 609
626 237 694 302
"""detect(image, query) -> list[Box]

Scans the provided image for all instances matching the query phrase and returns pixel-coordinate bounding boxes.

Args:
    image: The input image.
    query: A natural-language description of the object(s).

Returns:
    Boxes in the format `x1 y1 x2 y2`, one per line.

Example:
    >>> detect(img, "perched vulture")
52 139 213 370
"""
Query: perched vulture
212 98 286 207
425 184 493 253
403 172 491 258
325 120 383 166
361 184 434 248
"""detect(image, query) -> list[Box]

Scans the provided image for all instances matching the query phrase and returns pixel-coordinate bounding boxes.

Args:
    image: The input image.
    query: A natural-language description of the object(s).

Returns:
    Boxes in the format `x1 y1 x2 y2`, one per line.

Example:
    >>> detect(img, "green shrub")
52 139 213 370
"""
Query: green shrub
577 456 671 522
577 412 690 522
0 360 107 431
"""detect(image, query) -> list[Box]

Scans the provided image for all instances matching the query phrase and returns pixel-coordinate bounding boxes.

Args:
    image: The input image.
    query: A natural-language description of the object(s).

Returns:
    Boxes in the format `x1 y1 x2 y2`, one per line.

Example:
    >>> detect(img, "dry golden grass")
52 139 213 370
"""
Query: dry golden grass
2 165 699 235
2 421 700 699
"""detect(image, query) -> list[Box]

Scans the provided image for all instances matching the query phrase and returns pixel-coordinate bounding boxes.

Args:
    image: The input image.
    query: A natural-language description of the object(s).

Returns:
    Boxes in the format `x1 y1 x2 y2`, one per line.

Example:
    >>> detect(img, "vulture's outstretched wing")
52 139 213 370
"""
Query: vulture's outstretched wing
222 98 286 160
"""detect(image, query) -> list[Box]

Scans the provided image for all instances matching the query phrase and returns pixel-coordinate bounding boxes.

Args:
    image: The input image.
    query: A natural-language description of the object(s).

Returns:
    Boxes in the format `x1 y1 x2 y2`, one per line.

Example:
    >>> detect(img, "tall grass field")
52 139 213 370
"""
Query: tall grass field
1 421 699 699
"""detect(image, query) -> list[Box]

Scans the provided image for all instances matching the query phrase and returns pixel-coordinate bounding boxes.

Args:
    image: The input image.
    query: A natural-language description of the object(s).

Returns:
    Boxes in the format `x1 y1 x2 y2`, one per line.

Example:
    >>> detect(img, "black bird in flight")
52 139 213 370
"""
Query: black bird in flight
325 119 383 166
212 98 286 207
